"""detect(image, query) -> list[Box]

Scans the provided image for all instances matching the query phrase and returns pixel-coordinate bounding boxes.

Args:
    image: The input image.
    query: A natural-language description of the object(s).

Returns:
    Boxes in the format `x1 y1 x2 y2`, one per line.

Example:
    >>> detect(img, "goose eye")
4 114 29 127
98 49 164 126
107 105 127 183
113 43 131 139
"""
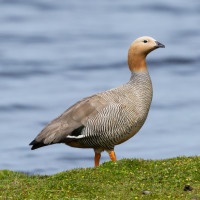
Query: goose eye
143 40 148 43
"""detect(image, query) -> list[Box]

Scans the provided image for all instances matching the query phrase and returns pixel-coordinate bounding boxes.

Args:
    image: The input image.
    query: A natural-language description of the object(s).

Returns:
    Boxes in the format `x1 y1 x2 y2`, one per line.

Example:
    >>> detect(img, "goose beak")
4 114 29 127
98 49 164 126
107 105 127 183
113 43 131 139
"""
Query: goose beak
155 41 165 48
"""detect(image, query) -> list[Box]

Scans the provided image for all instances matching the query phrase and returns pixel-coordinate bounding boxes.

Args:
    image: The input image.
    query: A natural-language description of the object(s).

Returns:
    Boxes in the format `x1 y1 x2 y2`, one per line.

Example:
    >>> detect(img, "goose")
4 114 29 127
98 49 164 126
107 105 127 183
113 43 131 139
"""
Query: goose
30 36 165 167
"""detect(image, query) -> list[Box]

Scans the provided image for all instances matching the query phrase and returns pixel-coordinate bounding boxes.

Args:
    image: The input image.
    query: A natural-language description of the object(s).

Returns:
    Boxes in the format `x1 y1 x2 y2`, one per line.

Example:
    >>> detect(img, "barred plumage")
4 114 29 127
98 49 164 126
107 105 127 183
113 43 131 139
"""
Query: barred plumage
78 71 153 150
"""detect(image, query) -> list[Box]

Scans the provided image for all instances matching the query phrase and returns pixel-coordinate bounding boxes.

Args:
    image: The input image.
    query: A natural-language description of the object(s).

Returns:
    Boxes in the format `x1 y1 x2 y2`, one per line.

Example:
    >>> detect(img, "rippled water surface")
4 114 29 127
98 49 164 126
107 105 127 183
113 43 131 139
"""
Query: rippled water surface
1 0 200 175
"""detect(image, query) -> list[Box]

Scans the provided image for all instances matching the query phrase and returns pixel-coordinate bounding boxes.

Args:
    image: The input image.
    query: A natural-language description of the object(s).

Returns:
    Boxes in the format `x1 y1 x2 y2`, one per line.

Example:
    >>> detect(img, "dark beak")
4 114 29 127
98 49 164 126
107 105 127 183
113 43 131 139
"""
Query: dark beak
155 41 165 48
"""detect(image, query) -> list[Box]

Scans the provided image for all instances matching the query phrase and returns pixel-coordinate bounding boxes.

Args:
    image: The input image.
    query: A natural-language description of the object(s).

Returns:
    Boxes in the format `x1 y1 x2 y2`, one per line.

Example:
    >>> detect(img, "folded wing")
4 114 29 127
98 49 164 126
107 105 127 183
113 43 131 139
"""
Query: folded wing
29 94 108 150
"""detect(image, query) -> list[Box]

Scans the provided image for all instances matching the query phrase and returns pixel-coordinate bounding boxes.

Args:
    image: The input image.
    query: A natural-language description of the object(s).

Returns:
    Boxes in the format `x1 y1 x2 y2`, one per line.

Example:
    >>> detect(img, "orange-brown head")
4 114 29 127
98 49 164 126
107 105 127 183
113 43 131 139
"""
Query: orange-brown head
128 36 165 72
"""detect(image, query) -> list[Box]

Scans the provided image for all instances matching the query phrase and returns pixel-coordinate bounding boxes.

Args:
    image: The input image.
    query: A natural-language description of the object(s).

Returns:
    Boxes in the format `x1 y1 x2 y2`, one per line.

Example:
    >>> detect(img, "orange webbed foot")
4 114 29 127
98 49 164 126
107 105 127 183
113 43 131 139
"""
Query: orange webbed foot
109 151 117 161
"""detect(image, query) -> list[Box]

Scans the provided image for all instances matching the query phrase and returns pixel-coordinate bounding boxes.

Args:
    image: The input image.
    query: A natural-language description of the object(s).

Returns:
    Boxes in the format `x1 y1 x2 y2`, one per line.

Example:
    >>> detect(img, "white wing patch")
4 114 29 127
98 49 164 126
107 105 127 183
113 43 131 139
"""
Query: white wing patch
66 135 85 139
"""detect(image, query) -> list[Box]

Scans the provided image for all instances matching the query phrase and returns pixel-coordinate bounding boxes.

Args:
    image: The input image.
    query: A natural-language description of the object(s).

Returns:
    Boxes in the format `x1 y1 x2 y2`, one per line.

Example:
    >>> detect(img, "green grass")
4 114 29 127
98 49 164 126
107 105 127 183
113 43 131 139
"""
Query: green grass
0 156 200 200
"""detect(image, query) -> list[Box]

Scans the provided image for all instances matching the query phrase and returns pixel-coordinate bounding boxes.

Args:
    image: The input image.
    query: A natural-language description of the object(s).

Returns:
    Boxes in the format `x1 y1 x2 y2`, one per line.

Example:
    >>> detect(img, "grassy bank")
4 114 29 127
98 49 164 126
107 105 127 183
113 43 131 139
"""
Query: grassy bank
0 156 200 199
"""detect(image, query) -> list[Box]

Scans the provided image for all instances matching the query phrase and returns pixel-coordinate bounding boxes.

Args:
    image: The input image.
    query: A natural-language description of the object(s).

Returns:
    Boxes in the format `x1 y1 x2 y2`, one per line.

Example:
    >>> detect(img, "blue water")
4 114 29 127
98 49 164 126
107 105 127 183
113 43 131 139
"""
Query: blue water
1 0 200 175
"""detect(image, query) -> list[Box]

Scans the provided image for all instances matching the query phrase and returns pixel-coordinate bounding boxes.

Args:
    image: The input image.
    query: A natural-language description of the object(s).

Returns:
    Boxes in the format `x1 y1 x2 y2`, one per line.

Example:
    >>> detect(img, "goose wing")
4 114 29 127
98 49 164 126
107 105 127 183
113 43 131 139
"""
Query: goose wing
29 94 108 150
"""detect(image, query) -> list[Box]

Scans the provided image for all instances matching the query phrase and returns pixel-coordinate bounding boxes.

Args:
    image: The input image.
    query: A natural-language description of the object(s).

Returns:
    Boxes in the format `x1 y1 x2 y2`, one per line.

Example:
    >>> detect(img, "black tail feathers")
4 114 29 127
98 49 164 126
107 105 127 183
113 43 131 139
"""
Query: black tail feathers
29 140 47 150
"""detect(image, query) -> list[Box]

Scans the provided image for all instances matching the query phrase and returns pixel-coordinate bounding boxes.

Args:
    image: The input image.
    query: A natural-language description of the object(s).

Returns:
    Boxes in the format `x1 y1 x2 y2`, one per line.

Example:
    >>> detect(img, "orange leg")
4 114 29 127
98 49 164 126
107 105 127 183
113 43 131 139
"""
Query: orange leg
109 151 117 161
95 152 101 167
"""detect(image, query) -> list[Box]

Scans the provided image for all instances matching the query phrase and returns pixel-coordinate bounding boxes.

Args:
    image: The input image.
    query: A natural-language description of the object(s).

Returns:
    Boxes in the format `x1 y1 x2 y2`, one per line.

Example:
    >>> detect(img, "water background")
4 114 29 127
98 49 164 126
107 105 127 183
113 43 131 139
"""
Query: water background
1 0 200 175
